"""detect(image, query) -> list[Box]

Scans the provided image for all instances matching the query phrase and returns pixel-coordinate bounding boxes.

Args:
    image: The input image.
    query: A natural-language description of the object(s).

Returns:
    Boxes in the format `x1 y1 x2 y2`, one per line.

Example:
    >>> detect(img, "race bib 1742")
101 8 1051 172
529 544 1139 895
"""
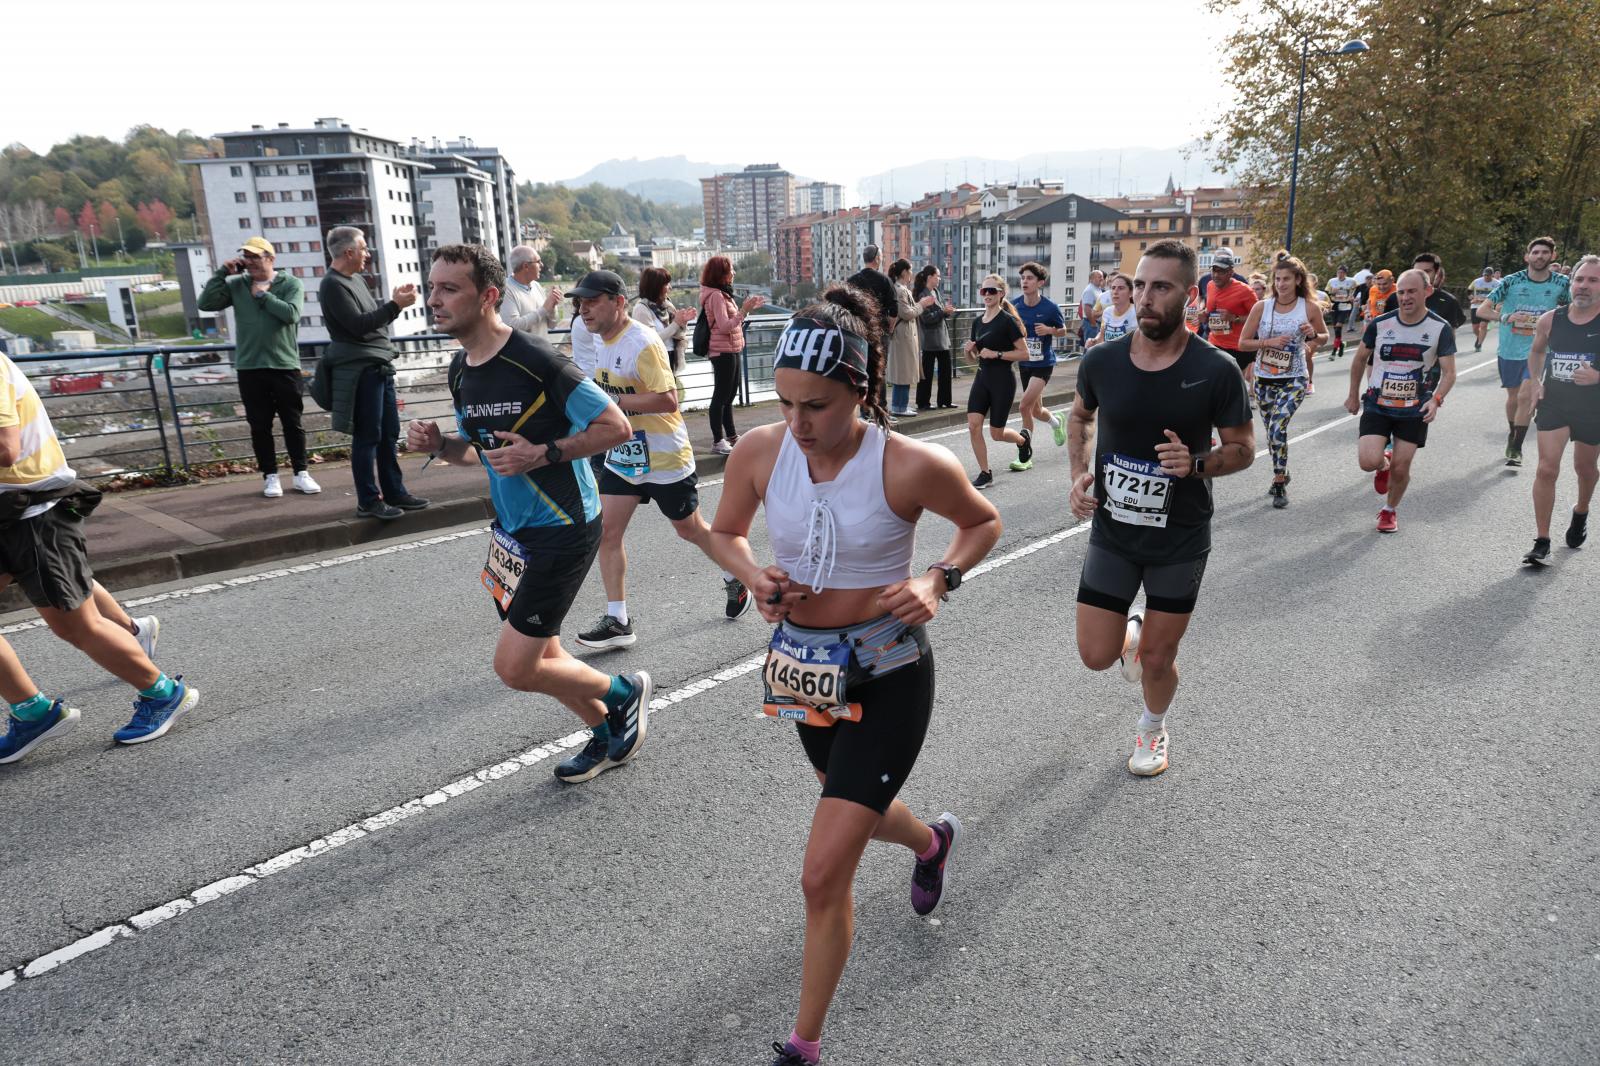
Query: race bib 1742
1549 351 1594 383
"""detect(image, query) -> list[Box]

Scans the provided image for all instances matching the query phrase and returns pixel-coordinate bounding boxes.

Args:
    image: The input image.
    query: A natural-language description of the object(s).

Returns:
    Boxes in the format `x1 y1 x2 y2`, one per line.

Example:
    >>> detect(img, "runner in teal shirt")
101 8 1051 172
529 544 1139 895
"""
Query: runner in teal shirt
1480 237 1570 465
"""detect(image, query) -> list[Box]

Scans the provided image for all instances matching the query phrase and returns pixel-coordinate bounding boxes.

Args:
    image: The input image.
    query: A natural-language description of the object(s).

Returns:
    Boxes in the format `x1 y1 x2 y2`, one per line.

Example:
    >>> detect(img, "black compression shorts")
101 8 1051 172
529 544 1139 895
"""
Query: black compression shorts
967 364 1017 429
796 648 934 815
1076 541 1209 617
1358 409 1430 448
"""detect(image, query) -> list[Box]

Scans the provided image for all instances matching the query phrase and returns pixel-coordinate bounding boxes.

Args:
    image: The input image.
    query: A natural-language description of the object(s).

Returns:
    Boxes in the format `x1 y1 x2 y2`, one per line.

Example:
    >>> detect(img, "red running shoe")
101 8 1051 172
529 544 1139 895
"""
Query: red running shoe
1374 443 1393 495
1377 508 1398 534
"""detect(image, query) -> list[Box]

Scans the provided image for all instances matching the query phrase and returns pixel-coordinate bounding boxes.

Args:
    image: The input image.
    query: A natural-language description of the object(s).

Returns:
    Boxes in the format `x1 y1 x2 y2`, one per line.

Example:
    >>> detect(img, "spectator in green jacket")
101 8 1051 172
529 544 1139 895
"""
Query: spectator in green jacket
197 237 318 499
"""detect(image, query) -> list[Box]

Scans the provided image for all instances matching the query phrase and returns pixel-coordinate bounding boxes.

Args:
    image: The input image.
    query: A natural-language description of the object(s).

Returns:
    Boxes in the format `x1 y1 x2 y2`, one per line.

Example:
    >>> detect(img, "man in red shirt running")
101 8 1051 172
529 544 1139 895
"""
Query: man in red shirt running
1204 251 1260 387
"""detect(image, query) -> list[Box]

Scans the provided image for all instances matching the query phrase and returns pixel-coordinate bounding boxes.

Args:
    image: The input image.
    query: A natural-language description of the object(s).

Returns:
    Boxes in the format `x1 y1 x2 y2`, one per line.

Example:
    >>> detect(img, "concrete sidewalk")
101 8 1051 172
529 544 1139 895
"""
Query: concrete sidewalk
16 370 1077 609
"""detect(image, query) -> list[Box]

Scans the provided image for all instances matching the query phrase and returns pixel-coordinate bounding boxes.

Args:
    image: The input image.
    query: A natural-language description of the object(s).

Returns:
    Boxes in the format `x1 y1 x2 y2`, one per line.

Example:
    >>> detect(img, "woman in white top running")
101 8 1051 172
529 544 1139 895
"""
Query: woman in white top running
1087 272 1137 347
1237 255 1328 508
710 286 1001 1066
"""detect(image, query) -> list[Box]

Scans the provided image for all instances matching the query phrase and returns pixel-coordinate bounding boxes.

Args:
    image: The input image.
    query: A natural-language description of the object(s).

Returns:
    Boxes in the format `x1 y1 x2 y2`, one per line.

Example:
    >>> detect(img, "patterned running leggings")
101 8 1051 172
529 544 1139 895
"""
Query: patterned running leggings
1255 378 1307 477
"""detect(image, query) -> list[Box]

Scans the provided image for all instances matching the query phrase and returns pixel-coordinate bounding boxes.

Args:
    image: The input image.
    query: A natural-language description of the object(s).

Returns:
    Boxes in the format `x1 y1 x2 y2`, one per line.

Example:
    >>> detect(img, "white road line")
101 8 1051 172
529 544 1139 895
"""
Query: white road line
0 353 1506 993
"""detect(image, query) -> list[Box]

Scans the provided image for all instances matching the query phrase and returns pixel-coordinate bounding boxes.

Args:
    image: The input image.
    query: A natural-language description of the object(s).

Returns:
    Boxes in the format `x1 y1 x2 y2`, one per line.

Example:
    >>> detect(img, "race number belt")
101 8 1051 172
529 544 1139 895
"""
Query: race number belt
605 430 651 479
1549 351 1594 383
1025 337 1044 359
1102 452 1174 528
762 628 861 728
1257 341 1296 376
481 525 528 611
1335 300 1352 310
1207 312 1229 334
1377 368 1423 409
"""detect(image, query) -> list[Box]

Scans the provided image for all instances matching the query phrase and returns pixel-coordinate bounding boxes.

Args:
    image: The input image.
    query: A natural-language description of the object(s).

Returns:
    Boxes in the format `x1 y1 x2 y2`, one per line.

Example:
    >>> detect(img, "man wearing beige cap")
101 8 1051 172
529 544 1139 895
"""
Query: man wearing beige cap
198 236 320 497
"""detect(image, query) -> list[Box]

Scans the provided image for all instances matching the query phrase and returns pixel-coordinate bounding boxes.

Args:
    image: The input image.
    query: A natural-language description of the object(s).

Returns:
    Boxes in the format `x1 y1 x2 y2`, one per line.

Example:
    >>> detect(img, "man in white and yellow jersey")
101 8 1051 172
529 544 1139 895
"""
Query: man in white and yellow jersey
0 353 200 764
566 271 753 650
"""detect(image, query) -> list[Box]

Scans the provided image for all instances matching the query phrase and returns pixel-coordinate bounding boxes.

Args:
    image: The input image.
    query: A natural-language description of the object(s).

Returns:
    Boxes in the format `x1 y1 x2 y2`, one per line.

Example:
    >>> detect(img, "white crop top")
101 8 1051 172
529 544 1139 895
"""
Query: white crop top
765 423 917 592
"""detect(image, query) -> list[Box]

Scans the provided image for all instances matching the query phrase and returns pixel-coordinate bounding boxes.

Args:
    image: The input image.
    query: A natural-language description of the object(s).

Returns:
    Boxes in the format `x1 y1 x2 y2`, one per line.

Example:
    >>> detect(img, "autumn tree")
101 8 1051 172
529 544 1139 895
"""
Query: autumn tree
1203 0 1600 287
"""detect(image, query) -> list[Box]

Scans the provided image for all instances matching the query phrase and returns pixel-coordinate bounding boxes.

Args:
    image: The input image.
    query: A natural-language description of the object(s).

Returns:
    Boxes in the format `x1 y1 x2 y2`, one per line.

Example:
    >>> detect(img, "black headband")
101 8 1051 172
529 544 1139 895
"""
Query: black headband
774 316 870 388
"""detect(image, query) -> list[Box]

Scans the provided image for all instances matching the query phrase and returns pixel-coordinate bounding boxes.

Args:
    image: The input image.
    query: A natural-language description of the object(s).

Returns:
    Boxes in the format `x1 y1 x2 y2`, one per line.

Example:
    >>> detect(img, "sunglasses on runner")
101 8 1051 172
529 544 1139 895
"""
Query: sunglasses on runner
979 287 1000 295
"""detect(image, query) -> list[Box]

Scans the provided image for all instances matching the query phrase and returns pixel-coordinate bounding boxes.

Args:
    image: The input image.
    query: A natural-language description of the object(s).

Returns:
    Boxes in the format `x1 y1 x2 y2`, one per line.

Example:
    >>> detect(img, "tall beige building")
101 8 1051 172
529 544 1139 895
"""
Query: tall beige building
701 164 795 256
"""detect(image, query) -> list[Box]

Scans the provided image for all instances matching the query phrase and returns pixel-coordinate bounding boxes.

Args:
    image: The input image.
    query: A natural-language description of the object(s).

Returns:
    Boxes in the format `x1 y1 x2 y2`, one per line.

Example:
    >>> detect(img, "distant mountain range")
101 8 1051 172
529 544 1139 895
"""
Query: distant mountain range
855 144 1232 204
558 144 1233 211
559 156 733 207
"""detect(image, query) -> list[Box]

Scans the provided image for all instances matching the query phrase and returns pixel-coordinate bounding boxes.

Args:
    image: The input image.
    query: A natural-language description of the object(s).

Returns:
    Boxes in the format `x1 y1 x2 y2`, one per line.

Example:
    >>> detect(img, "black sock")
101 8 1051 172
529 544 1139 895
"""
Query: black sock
1512 424 1530 450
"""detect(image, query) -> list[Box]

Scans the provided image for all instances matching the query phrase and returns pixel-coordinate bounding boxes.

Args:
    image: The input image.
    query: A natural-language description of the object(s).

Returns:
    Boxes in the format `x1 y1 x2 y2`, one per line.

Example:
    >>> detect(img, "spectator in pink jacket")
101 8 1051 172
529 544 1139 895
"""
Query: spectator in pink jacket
700 255 766 454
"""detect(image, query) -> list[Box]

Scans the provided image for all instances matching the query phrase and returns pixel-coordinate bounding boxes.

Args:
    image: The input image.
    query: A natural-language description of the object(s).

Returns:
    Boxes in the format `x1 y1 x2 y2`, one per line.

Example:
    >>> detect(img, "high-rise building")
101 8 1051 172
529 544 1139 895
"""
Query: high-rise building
413 154 497 260
405 138 520 260
776 212 827 286
954 186 1123 309
184 117 429 342
791 181 844 216
909 184 982 294
702 164 795 256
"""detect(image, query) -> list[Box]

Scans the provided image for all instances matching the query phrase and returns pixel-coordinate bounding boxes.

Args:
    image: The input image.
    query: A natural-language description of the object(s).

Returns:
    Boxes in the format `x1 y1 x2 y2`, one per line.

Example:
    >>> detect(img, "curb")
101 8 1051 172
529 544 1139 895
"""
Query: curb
8 385 1075 608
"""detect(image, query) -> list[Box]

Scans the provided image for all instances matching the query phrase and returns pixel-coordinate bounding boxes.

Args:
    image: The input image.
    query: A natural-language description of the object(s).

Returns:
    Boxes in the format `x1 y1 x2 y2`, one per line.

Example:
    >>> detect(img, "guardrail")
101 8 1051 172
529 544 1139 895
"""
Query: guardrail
8 306 1069 480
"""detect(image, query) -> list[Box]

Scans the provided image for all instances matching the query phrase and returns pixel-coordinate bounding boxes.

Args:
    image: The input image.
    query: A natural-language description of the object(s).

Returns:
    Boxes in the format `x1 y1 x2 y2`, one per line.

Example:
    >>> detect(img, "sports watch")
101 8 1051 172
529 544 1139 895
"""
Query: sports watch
927 563 962 600
1191 454 1208 478
543 442 564 465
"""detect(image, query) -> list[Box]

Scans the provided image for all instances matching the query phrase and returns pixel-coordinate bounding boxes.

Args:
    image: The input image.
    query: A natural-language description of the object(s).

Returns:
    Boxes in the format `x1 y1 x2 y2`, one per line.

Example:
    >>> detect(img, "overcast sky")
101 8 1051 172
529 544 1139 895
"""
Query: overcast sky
17 0 1229 196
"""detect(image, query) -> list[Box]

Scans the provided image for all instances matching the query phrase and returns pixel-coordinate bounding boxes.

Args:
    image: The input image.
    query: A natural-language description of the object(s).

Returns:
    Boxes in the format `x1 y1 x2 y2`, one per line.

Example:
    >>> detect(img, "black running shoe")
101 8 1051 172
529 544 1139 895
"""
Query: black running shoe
771 1041 817 1066
576 614 636 650
911 812 960 916
1524 538 1552 567
1272 484 1289 509
724 578 753 619
1567 510 1589 549
1017 428 1033 466
972 470 993 490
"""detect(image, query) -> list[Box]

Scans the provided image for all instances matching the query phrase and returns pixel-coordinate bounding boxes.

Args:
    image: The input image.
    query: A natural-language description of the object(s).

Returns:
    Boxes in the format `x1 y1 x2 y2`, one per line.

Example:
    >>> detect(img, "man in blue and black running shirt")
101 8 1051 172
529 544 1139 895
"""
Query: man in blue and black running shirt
1010 261 1068 470
406 243 651 785
1478 236 1571 466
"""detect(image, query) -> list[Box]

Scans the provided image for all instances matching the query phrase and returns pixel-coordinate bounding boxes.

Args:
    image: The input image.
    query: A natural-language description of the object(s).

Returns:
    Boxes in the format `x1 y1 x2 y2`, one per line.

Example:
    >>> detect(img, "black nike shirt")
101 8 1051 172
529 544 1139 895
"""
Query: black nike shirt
1075 333 1251 563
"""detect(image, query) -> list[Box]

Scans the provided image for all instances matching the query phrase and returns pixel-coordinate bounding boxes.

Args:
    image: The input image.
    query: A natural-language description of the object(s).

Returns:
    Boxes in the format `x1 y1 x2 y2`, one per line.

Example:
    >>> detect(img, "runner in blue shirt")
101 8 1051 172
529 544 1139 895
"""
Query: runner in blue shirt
1010 261 1068 470
1478 236 1571 466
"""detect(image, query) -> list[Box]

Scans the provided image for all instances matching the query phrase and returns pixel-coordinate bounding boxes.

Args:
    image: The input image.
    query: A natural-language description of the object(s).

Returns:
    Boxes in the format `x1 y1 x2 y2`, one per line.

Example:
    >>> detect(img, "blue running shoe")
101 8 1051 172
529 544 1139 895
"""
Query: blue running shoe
911 812 961 916
554 733 613 784
0 702 80 764
605 671 651 764
114 677 198 745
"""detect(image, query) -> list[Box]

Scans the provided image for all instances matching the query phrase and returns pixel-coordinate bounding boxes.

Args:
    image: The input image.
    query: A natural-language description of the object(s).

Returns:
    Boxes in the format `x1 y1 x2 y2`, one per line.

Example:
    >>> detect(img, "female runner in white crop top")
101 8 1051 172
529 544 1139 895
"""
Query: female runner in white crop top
709 286 1001 1066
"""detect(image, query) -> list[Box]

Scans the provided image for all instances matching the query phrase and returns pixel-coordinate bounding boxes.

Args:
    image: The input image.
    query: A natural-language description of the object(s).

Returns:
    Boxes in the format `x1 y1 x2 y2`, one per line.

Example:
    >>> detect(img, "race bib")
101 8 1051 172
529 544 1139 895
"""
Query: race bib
1257 341 1295 376
1207 312 1229 334
1377 368 1422 409
1103 325 1130 342
1509 309 1540 336
481 525 528 611
605 430 651 479
1184 306 1201 329
1549 352 1593 383
761 629 861 728
1335 300 1352 311
1101 453 1174 528
1025 337 1043 359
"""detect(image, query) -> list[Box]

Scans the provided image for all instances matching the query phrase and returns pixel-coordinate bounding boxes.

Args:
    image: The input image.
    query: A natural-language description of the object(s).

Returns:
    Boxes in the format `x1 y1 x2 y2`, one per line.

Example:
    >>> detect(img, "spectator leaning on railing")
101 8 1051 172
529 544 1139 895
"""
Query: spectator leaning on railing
500 245 564 338
197 236 318 499
314 226 430 522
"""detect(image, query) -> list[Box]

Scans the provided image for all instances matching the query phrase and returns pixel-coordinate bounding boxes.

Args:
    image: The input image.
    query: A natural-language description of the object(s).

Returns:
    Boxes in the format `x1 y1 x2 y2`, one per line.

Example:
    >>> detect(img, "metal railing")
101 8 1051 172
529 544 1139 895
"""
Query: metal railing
8 307 1082 480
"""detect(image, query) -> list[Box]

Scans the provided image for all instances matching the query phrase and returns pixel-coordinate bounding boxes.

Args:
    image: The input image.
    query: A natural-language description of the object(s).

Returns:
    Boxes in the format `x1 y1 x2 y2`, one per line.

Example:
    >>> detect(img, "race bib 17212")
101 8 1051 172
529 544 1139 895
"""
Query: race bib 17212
1101 453 1174 528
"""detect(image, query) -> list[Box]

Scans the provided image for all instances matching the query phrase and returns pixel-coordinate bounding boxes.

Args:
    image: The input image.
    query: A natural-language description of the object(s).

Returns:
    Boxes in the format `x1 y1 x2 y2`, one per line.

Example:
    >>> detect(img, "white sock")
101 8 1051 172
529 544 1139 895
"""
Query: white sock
608 600 628 625
1139 706 1166 732
721 570 735 583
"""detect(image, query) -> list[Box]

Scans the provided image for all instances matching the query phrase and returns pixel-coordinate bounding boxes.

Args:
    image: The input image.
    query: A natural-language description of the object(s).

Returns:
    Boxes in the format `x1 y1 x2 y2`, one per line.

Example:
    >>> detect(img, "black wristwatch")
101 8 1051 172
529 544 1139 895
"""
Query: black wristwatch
1191 454 1208 479
543 442 564 465
927 563 962 600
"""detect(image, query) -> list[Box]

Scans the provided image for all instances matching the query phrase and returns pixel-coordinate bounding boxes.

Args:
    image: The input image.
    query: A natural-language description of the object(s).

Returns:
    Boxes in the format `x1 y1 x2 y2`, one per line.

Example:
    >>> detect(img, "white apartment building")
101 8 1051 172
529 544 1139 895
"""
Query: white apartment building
413 154 497 259
955 185 1123 310
185 118 429 344
791 181 844 216
406 138 520 261
808 209 880 288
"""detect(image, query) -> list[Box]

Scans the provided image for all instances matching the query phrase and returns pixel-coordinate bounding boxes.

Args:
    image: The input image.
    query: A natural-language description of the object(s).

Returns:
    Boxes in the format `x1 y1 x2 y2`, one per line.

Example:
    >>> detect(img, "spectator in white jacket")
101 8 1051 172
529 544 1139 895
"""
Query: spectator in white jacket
499 245 563 336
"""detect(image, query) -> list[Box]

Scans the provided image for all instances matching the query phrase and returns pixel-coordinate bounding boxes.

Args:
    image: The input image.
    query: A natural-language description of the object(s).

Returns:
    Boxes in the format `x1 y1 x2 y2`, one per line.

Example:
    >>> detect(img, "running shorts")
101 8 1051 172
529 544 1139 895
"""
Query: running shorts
1499 358 1532 389
967 364 1017 429
1019 365 1054 390
1536 393 1600 446
1358 408 1430 448
497 524 602 639
597 469 700 522
1218 346 1252 374
1076 541 1209 617
0 503 96 611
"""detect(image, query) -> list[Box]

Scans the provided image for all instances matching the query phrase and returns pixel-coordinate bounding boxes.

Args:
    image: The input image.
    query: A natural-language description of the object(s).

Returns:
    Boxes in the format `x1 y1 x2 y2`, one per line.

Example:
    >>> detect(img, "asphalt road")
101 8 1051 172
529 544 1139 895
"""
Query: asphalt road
1 328 1596 1066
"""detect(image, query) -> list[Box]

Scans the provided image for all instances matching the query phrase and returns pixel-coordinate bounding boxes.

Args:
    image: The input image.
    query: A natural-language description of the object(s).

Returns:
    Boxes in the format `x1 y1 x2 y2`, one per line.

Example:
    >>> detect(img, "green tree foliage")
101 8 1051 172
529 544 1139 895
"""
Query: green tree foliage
734 251 773 286
517 182 701 278
0 126 217 225
1204 0 1600 286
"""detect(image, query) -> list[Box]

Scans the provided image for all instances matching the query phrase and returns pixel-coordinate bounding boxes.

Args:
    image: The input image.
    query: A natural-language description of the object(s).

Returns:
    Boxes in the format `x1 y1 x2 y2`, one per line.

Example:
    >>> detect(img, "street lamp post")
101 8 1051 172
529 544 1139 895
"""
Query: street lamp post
1285 38 1370 253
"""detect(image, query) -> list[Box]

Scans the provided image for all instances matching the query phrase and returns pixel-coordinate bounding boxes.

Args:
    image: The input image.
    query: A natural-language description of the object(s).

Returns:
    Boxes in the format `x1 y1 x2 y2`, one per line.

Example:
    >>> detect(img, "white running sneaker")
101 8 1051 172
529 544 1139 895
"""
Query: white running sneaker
292 471 322 494
262 474 283 498
132 616 160 660
1128 724 1169 776
1119 610 1144 683
711 439 733 456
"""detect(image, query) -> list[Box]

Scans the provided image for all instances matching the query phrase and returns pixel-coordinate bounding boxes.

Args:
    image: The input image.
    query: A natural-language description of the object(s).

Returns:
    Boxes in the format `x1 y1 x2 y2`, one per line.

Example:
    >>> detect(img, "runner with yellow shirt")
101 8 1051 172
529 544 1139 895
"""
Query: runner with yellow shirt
567 271 753 650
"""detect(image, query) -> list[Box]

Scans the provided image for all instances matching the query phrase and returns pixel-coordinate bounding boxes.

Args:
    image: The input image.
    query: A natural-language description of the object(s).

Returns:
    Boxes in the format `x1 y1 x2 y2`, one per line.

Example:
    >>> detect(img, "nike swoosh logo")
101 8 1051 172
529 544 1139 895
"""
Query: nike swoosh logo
1182 380 1205 389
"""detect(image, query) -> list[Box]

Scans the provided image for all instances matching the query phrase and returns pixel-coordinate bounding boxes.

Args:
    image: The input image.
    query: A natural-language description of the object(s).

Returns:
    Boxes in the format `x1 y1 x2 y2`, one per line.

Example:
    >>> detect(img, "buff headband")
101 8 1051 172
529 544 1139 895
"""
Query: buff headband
774 316 870 388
